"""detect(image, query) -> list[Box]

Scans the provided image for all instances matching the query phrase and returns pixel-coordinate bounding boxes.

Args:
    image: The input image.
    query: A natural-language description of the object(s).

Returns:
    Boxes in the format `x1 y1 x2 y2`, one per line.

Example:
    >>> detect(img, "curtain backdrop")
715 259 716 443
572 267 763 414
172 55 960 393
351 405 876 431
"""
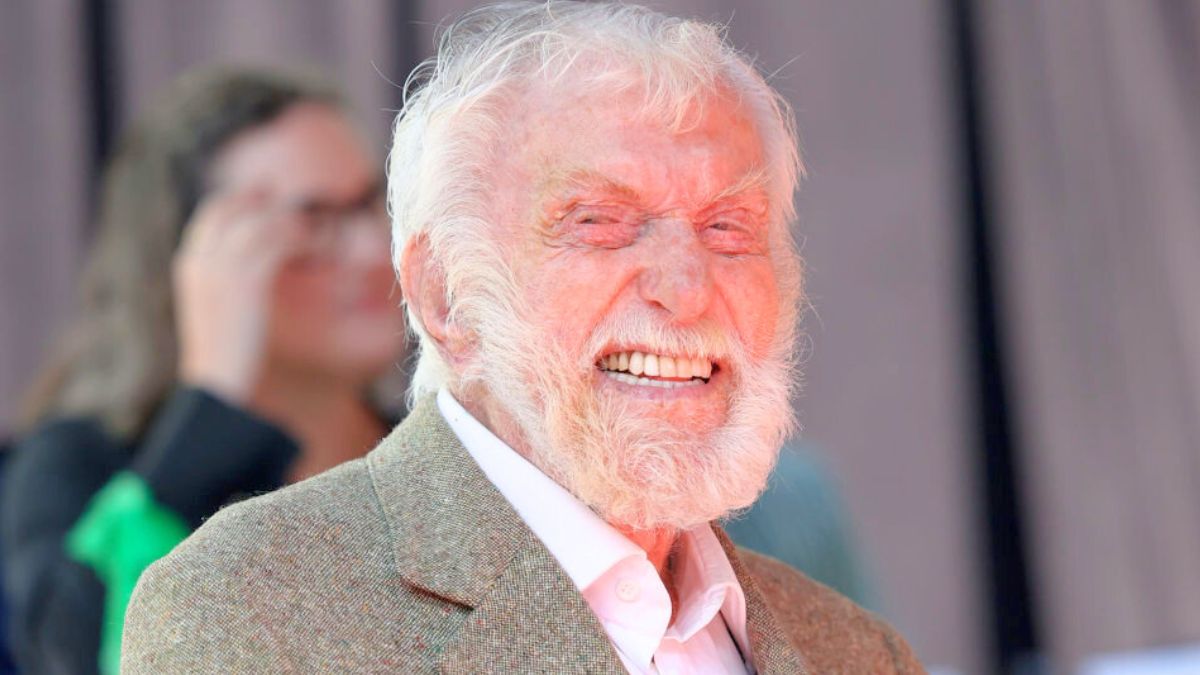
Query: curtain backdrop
0 0 90 437
115 0 403 145
980 0 1200 668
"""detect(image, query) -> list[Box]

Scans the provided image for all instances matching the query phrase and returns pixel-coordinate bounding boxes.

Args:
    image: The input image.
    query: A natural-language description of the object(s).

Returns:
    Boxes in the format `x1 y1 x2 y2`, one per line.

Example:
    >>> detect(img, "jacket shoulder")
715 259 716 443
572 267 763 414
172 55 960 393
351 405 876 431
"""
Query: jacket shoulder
122 457 395 672
739 548 926 674
185 452 385 558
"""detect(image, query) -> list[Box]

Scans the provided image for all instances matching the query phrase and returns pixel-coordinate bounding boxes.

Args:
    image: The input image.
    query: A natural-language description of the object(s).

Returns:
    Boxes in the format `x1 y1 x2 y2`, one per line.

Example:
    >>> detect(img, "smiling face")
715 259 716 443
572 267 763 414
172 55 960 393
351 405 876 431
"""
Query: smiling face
513 83 783 427
434 80 801 530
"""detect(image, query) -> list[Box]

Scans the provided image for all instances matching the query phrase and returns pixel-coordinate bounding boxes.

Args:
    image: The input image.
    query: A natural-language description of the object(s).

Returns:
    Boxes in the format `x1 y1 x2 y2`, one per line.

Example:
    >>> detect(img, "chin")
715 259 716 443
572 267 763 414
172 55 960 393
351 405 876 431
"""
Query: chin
529 392 782 532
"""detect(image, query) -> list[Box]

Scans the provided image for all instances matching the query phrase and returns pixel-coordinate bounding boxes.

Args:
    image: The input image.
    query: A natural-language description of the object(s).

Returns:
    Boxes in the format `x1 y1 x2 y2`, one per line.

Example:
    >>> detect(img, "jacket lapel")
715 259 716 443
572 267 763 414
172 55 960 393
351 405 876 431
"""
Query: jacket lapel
435 531 623 673
714 526 810 675
368 395 526 605
367 396 624 672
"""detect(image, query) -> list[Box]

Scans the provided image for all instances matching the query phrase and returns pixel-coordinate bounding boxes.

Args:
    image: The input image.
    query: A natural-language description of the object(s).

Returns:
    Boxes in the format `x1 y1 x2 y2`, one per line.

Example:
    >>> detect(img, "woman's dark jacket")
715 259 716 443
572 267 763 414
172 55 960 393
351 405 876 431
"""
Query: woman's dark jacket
1 387 298 674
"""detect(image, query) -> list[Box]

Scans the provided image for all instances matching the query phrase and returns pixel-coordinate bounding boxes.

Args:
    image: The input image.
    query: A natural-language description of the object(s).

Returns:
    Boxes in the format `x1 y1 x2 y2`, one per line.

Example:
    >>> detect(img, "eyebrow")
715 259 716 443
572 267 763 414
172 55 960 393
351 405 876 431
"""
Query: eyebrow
709 167 771 205
541 169 644 204
543 166 772 211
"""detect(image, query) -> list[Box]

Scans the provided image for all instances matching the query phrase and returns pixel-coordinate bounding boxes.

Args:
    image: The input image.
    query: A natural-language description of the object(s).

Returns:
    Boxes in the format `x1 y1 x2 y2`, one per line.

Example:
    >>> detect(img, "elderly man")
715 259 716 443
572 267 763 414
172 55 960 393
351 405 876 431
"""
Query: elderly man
123 2 922 673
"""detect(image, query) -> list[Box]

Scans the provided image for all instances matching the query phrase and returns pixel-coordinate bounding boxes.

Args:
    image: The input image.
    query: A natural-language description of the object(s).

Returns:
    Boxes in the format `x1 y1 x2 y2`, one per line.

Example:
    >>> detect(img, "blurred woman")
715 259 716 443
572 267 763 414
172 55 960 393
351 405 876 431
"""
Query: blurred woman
1 68 405 674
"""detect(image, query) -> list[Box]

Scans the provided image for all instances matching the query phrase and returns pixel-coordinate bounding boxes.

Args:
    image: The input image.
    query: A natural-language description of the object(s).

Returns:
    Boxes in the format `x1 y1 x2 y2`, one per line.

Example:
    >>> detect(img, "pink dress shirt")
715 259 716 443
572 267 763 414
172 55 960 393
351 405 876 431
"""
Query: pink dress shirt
438 389 754 674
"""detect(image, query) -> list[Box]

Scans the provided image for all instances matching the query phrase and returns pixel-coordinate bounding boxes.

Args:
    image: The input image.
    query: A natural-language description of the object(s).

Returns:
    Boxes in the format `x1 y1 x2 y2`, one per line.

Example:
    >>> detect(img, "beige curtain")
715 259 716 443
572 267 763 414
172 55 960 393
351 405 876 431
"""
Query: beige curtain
980 0 1200 668
114 0 403 146
0 0 91 434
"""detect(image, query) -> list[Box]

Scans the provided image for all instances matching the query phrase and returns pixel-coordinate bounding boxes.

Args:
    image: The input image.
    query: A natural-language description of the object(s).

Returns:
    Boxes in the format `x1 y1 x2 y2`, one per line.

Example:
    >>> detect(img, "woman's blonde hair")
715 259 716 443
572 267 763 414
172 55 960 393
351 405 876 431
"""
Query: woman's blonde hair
21 67 342 439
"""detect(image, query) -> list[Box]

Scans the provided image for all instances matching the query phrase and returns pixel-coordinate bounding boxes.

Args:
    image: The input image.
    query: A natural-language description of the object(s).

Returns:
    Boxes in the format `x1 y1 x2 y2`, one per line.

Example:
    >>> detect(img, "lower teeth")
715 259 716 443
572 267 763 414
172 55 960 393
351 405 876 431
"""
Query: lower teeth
602 370 704 388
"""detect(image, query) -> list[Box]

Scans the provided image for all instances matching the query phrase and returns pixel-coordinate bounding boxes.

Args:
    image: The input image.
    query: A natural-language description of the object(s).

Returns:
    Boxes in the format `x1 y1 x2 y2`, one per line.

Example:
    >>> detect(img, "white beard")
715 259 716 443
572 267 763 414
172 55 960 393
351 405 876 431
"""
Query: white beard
459 291 800 531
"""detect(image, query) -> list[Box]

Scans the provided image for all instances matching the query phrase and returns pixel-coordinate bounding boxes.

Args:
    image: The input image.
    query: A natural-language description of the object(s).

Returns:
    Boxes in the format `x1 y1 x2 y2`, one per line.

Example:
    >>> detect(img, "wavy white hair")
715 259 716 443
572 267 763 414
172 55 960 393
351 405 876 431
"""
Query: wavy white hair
388 1 804 403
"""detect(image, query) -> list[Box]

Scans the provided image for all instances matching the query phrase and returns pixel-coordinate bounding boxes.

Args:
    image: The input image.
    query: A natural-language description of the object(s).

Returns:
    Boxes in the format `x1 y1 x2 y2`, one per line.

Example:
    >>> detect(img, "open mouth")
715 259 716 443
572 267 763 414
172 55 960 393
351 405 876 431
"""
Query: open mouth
596 350 717 389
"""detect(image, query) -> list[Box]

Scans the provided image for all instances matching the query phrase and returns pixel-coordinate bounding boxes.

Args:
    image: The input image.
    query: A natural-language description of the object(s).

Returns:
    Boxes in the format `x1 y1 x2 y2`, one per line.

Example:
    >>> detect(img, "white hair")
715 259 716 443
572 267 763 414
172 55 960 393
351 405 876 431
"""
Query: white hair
388 0 804 405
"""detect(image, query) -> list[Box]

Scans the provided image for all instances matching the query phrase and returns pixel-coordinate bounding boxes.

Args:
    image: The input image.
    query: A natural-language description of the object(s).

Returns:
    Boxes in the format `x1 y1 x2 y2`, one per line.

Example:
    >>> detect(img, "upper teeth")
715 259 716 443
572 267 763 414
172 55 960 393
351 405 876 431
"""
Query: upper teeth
599 351 713 380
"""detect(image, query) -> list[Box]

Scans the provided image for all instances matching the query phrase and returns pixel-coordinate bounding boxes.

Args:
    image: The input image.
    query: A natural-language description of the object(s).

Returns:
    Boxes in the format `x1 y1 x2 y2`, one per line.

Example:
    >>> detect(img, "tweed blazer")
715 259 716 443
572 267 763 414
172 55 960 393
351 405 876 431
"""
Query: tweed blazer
122 396 924 674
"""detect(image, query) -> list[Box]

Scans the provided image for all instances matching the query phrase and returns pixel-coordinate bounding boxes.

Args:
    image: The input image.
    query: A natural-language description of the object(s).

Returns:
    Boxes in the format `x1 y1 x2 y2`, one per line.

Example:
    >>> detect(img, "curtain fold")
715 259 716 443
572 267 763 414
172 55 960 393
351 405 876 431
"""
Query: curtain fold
0 0 91 433
980 0 1200 667
114 0 403 145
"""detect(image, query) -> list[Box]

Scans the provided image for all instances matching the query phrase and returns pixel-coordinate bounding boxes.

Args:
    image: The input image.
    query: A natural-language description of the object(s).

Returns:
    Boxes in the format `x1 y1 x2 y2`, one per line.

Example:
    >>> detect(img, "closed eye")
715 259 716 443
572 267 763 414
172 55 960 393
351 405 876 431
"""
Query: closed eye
560 204 641 248
700 212 765 254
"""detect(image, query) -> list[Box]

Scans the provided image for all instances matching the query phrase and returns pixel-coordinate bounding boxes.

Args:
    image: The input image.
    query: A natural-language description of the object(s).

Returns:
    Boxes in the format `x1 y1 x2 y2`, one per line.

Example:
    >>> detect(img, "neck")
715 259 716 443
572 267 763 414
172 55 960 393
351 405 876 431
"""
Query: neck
248 361 384 482
619 526 679 575
621 525 682 622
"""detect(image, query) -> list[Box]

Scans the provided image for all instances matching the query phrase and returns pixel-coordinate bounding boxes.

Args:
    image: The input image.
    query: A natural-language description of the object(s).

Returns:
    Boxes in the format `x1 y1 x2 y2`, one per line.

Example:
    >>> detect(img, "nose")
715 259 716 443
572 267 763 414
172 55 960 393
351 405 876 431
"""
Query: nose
636 219 713 324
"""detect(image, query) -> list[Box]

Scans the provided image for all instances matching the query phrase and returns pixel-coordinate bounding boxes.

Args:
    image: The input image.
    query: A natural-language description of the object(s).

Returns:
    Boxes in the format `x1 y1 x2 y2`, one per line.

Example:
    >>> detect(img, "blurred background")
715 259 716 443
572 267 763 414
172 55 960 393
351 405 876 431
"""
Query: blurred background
2 1 1198 673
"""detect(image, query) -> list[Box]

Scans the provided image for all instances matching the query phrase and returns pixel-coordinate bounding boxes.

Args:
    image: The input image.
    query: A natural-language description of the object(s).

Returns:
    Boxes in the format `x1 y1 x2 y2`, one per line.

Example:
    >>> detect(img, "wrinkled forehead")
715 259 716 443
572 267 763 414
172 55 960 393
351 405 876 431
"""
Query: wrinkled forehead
500 77 772 211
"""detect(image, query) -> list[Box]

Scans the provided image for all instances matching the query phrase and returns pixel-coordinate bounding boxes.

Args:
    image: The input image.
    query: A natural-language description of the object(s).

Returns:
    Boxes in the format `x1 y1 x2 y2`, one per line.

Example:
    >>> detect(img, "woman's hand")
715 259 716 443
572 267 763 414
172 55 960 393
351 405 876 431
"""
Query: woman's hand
173 188 309 404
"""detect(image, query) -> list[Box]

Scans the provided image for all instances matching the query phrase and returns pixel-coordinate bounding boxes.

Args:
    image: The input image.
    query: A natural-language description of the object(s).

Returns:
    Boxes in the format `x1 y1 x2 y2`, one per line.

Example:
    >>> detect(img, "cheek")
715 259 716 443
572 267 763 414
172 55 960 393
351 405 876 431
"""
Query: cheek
716 260 781 355
523 250 638 347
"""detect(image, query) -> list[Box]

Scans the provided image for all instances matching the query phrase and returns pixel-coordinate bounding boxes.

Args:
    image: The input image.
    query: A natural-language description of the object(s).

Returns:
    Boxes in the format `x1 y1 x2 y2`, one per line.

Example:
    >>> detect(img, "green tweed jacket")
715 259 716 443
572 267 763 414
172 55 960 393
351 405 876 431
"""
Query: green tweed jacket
122 396 924 674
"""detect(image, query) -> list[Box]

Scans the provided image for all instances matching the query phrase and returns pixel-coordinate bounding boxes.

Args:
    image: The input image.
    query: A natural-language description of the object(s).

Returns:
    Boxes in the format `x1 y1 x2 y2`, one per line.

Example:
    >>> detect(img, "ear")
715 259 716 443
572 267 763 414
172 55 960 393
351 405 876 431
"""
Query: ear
398 234 473 366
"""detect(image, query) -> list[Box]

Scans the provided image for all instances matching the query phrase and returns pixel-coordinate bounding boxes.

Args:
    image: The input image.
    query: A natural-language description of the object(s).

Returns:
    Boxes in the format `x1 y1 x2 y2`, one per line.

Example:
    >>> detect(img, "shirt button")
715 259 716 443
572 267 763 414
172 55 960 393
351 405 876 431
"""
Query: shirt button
615 579 641 602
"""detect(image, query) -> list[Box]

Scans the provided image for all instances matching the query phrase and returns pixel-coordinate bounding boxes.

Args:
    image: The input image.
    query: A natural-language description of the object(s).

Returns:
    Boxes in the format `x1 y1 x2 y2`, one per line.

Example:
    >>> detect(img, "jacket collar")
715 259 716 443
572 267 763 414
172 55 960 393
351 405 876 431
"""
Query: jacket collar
368 395 804 673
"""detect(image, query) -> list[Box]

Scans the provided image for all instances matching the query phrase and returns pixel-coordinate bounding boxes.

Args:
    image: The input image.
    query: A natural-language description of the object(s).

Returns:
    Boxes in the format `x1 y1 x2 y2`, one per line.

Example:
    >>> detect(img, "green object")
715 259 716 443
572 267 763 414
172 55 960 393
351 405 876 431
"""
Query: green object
67 471 191 675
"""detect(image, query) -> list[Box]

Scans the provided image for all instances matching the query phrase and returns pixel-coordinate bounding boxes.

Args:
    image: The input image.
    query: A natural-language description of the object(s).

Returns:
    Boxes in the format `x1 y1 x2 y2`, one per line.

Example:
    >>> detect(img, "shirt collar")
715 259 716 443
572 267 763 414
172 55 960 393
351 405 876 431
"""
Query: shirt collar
671 525 748 645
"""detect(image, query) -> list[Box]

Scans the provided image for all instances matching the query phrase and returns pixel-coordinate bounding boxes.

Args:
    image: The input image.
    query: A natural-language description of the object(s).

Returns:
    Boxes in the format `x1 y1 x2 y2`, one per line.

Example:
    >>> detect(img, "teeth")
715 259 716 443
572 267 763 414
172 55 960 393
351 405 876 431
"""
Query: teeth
629 352 644 375
597 350 714 381
660 356 676 378
675 358 691 379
